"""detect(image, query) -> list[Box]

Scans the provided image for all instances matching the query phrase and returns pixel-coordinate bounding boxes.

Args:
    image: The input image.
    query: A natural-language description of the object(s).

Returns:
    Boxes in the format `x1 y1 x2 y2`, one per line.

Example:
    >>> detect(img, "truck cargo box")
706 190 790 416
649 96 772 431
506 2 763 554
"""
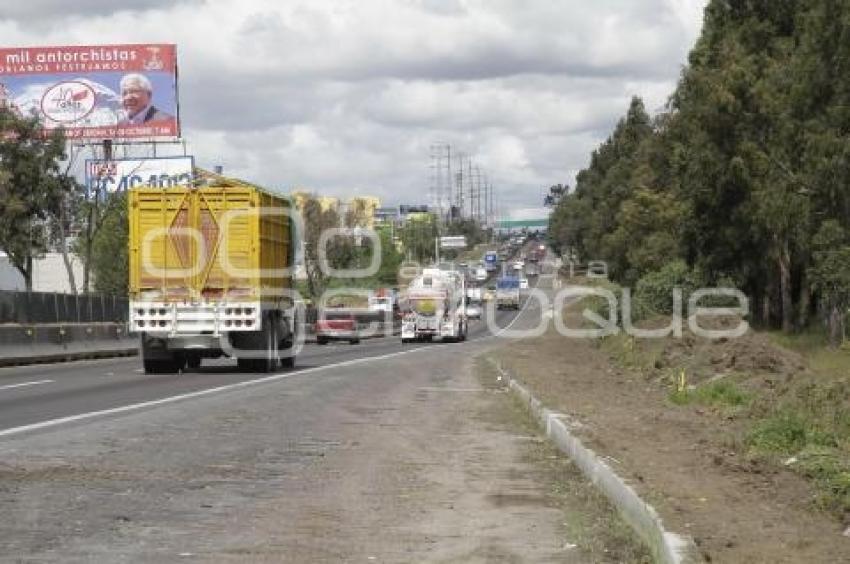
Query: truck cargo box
129 180 294 303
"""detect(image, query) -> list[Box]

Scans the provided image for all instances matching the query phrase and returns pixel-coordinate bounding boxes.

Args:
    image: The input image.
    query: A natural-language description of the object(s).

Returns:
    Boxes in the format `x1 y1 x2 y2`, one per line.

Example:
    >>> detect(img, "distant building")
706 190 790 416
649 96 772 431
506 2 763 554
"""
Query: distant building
345 196 381 229
375 207 399 225
0 253 84 293
290 190 340 214
399 204 430 217
318 196 340 213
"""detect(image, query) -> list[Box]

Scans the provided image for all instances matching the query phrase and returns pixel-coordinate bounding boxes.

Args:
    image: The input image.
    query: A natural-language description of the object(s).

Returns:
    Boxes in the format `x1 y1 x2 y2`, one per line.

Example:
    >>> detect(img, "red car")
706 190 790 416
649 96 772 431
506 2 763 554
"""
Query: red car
315 311 361 345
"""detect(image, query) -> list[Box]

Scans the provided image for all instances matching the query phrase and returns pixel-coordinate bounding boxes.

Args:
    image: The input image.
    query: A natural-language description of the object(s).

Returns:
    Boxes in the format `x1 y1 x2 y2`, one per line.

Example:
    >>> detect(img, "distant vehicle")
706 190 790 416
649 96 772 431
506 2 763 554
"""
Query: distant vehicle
512 261 523 272
474 267 488 282
368 288 396 313
587 261 609 279
466 286 483 302
520 278 529 290
483 284 496 302
525 262 539 277
496 277 520 310
402 268 467 343
316 310 361 345
484 251 499 273
464 302 482 320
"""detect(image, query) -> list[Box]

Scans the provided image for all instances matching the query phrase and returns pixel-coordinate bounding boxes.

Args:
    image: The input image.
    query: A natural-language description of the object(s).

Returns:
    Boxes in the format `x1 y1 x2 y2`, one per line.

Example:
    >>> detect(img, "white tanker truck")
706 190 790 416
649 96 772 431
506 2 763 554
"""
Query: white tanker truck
401 268 467 343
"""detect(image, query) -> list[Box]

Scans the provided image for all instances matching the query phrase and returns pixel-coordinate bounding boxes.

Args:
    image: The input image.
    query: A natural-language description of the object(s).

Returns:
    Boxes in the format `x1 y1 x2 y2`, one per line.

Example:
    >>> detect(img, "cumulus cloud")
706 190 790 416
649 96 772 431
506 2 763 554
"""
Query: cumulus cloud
5 0 707 212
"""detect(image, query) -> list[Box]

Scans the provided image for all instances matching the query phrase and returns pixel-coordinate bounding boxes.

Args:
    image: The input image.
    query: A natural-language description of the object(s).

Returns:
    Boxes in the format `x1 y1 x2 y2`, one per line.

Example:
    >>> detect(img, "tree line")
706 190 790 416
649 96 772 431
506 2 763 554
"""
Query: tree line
547 0 850 346
0 107 120 295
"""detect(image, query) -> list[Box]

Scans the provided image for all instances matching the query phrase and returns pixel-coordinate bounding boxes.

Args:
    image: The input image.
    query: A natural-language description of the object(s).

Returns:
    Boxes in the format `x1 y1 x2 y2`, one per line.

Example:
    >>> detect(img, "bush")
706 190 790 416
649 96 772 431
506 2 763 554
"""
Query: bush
633 260 704 317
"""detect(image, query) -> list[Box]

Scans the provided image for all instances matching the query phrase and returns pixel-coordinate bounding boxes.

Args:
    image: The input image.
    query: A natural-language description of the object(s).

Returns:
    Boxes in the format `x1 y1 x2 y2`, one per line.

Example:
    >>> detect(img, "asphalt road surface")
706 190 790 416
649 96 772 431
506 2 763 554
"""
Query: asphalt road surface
0 291 535 435
0 272 582 563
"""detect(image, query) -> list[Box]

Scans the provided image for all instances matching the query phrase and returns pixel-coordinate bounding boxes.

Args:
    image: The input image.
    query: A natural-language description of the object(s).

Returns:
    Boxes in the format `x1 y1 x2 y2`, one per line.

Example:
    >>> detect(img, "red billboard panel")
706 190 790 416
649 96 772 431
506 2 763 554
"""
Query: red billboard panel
0 44 179 140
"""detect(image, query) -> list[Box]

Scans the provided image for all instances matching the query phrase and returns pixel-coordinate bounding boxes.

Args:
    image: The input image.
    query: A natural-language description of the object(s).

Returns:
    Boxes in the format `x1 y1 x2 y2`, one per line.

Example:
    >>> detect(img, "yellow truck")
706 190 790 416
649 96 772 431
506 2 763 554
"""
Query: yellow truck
128 172 301 374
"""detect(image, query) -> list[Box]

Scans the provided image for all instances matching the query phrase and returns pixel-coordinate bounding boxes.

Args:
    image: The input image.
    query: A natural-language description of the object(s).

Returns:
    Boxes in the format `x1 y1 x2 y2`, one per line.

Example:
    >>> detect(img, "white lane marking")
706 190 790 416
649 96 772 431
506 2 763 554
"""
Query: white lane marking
0 380 54 392
0 347 433 439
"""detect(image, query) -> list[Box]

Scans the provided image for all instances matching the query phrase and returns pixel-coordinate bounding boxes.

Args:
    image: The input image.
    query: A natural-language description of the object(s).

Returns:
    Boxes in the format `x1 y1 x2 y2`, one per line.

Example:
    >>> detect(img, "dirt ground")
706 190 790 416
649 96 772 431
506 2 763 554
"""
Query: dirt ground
493 302 850 563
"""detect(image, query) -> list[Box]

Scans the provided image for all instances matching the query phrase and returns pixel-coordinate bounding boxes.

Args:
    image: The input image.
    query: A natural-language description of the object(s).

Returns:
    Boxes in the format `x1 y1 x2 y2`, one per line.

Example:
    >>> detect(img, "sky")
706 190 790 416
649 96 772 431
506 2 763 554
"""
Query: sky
0 0 707 216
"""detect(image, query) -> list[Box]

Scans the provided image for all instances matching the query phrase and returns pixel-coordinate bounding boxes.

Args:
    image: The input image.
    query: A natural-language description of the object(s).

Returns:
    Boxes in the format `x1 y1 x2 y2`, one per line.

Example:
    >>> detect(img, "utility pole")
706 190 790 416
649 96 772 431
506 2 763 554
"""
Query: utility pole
455 152 465 218
482 173 490 229
430 142 454 225
446 144 452 223
467 157 475 220
429 144 441 224
474 165 482 224
488 182 495 231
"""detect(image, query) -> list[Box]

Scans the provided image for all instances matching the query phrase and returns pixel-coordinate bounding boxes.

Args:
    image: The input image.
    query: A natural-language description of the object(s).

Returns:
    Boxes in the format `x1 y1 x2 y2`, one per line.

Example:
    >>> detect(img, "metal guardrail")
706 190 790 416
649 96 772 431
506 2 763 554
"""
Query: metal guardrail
0 291 129 324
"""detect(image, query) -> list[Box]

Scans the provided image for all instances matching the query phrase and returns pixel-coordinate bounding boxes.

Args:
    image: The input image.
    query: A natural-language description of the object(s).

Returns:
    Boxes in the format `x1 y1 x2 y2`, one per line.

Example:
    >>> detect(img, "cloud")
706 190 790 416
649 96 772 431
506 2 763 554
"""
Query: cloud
0 0 202 24
6 0 708 212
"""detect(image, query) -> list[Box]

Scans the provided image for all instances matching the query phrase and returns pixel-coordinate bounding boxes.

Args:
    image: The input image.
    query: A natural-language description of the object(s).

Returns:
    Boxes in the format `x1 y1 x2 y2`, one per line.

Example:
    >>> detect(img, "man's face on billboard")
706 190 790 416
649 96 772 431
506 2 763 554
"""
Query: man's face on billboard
122 84 151 117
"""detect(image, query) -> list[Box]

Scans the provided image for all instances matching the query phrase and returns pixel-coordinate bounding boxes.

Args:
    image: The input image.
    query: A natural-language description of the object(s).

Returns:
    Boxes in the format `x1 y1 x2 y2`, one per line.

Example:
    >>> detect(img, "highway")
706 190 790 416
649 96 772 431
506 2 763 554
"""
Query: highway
0 289 537 436
0 274 568 562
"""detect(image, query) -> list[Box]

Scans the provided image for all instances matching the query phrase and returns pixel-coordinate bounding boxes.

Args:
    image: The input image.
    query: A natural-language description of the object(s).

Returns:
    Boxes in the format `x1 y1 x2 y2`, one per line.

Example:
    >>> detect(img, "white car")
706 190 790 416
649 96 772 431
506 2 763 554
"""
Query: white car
464 303 482 320
520 278 529 290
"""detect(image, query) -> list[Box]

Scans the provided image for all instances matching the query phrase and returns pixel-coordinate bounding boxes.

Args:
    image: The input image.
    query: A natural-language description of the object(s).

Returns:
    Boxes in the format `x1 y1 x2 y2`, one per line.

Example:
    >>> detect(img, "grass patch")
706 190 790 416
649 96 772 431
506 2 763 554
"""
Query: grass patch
746 406 850 518
747 410 837 454
769 329 850 379
796 446 850 515
670 379 752 409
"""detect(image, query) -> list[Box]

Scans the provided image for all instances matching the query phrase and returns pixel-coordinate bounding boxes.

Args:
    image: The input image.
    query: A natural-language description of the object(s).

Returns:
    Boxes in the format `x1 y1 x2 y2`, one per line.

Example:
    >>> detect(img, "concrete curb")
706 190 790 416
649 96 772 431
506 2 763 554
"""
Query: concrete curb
489 359 700 564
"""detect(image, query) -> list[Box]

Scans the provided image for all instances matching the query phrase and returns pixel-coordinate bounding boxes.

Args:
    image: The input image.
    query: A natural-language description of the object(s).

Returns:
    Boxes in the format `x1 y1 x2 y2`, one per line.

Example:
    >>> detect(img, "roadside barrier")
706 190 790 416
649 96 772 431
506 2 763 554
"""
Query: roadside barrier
0 323 137 367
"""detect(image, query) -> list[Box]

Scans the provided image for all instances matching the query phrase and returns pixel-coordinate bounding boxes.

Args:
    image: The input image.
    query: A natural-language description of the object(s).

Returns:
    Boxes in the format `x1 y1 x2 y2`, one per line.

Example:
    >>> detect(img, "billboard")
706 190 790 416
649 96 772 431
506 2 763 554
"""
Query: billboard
0 44 179 140
440 236 467 249
86 156 194 194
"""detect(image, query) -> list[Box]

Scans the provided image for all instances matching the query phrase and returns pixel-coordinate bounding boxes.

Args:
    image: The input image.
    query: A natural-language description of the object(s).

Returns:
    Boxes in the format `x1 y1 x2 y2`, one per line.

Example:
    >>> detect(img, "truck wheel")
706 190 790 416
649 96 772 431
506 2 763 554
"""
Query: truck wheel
349 338 360 345
279 349 296 369
279 336 296 369
257 321 279 373
236 317 279 373
187 355 202 370
317 337 328 345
